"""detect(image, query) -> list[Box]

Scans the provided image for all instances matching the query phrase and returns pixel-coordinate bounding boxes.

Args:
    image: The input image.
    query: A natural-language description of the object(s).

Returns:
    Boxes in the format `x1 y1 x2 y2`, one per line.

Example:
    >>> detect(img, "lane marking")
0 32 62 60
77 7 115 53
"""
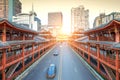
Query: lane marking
48 60 51 63
74 67 78 73
43 67 47 72
58 47 63 80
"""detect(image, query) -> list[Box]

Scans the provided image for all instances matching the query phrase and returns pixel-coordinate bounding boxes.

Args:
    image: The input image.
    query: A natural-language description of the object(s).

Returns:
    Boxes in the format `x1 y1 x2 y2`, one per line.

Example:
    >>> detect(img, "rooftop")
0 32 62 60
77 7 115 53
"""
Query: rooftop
0 18 38 34
85 18 120 34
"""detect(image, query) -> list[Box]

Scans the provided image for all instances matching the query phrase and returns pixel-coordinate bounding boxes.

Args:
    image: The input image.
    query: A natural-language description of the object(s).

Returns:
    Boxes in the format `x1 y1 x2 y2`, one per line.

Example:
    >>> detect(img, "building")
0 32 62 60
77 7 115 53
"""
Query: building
71 5 89 32
13 7 41 31
93 12 120 27
48 12 63 36
0 0 22 21
40 25 49 31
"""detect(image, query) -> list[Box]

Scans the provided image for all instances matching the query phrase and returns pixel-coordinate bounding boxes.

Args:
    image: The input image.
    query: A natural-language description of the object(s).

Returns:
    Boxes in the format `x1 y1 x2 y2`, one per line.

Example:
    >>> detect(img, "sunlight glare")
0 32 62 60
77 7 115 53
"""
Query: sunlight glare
62 24 71 35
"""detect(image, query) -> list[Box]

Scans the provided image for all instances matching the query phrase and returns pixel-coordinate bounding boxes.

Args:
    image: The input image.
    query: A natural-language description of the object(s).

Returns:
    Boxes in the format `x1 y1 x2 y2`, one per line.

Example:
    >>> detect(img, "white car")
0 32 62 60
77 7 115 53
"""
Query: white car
53 52 58 56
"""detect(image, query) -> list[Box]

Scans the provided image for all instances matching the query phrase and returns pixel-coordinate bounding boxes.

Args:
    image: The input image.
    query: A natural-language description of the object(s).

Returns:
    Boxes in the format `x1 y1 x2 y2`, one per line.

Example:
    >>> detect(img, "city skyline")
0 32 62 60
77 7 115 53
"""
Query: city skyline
21 0 120 33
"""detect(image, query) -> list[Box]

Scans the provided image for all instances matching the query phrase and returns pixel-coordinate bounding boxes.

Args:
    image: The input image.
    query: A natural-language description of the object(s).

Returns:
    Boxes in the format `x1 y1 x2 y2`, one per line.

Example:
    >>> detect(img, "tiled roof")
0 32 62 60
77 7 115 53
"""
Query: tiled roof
34 36 49 42
85 18 120 33
0 18 38 33
11 22 37 33
76 37 120 49
0 36 49 49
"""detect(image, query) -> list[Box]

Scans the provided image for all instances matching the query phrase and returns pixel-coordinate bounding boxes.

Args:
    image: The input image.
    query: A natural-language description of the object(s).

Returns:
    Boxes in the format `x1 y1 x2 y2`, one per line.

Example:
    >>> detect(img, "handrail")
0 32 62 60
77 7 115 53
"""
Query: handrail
70 41 117 69
6 54 22 64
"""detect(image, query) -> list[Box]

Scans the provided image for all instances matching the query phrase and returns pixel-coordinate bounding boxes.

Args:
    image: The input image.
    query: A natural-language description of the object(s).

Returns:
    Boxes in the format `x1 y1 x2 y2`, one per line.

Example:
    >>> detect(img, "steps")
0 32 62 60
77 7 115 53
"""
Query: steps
102 63 116 80
6 62 20 78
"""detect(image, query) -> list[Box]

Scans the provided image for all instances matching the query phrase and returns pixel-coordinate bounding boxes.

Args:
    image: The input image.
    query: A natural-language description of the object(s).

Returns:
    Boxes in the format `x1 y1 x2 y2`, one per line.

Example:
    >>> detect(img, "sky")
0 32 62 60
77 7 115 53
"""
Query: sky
21 0 120 33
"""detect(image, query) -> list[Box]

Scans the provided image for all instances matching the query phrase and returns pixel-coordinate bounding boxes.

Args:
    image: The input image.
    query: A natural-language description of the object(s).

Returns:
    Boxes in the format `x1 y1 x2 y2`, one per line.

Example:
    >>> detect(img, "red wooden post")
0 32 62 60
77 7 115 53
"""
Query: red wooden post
2 49 6 80
38 44 40 58
22 34 25 40
22 45 25 71
2 24 6 42
116 50 119 80
97 34 99 41
97 44 100 72
115 26 120 42
32 43 34 62
88 43 90 63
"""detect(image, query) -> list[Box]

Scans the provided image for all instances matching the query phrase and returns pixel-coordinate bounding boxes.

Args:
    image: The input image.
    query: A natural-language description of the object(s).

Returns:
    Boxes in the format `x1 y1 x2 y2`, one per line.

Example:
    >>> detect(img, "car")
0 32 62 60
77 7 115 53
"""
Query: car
46 64 56 79
53 52 58 56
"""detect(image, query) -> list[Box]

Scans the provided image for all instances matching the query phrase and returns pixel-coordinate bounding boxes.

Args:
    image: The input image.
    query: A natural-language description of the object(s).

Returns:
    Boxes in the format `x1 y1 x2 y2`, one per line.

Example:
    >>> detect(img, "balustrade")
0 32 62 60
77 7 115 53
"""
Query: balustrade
99 54 115 67
89 37 97 40
72 41 117 69
25 37 33 40
10 37 23 41
79 45 88 51
90 50 97 56
99 36 114 42
25 50 32 56
6 54 22 64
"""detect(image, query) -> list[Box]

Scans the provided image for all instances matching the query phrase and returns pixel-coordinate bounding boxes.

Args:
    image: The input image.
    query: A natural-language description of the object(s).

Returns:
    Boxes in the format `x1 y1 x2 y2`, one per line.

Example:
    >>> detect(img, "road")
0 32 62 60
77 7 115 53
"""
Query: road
23 42 97 80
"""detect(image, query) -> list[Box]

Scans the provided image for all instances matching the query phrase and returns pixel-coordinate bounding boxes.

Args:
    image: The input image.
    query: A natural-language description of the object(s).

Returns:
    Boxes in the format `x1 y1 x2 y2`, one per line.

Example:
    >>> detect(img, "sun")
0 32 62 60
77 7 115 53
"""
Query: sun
61 25 71 35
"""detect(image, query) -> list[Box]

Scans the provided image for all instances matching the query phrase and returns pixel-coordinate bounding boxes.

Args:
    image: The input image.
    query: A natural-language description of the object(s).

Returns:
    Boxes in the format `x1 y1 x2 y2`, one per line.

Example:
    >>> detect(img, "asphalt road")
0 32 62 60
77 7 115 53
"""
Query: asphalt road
23 42 97 80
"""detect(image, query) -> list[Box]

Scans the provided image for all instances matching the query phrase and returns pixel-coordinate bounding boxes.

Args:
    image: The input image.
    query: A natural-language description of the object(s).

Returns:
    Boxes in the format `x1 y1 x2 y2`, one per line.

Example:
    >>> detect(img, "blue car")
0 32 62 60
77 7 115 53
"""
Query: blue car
46 64 56 78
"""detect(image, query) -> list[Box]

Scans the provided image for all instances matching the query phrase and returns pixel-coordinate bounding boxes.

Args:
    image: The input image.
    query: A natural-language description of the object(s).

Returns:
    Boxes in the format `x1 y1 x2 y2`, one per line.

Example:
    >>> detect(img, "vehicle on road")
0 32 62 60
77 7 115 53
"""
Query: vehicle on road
46 64 56 79
53 52 58 56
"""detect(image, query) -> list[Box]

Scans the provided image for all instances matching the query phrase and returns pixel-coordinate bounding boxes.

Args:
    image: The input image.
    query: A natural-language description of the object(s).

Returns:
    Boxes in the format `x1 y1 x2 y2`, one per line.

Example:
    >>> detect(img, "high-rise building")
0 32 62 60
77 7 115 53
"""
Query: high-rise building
93 12 120 28
0 0 21 21
13 11 41 31
71 5 89 32
48 12 63 36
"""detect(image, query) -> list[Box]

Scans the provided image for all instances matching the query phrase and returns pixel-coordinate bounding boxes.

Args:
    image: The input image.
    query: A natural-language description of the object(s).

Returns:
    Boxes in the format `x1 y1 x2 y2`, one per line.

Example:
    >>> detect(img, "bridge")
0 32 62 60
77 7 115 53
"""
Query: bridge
0 19 120 80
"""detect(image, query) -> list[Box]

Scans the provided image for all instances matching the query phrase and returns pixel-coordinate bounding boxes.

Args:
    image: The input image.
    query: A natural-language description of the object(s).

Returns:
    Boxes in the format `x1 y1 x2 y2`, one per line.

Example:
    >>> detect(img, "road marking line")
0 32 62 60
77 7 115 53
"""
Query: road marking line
58 48 63 80
43 67 47 72
74 67 77 73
